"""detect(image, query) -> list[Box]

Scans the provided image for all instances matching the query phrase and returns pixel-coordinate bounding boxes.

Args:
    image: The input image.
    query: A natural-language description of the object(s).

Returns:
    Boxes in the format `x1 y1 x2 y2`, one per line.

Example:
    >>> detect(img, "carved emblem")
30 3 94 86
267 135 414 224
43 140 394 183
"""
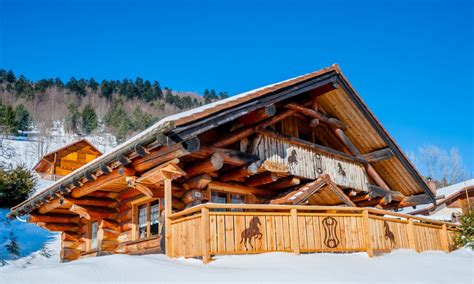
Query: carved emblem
322 217 340 248
337 163 346 177
240 216 263 250
314 153 323 174
288 149 298 166
383 220 396 247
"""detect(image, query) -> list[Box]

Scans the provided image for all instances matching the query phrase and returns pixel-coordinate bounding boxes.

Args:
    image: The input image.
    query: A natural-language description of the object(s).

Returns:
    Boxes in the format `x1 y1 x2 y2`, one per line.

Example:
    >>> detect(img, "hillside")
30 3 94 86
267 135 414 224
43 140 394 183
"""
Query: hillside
0 69 228 141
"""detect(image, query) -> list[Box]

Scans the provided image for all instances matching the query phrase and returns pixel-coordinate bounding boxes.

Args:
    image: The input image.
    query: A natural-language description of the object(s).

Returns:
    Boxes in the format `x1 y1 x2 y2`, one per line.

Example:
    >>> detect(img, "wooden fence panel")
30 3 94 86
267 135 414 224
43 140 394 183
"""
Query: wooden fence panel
169 205 458 259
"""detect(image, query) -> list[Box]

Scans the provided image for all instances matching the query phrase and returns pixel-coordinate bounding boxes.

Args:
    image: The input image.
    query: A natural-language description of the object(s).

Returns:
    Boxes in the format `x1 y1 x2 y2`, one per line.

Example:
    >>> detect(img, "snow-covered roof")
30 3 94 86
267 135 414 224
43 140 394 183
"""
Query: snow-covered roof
401 179 474 215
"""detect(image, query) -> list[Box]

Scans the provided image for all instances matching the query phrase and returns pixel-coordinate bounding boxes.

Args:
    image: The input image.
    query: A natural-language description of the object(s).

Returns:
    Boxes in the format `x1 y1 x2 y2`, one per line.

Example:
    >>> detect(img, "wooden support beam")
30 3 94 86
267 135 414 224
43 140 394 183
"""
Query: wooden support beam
131 137 200 173
71 167 135 198
38 222 79 232
237 105 276 125
191 146 259 166
164 178 172 257
134 184 155 198
38 198 70 214
213 109 297 147
285 103 347 130
219 162 260 182
397 194 432 208
245 172 278 187
333 128 390 190
65 197 118 208
363 148 394 163
28 214 80 224
207 181 275 197
85 191 119 199
368 184 405 202
182 174 212 190
263 177 301 190
185 153 224 177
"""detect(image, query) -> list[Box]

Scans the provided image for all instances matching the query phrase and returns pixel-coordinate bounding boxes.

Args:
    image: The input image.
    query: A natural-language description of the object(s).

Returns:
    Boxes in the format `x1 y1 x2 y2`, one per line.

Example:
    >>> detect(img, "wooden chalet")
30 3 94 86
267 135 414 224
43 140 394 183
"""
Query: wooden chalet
33 139 102 181
9 64 458 262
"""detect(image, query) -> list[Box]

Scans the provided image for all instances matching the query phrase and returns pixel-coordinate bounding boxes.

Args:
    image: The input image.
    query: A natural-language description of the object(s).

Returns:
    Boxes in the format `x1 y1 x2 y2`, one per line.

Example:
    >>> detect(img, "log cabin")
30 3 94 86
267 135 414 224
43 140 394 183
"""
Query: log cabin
8 64 458 262
33 139 102 181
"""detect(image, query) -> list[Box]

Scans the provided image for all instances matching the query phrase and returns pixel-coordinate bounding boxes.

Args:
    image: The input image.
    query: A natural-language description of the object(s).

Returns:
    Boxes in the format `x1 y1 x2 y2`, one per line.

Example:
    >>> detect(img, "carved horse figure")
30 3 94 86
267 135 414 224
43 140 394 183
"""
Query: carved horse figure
240 216 263 250
383 220 396 248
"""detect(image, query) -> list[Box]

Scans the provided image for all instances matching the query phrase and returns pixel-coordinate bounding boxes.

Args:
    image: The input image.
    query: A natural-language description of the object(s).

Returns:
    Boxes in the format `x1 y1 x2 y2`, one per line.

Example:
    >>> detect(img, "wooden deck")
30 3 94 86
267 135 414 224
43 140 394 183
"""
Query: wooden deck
168 204 458 262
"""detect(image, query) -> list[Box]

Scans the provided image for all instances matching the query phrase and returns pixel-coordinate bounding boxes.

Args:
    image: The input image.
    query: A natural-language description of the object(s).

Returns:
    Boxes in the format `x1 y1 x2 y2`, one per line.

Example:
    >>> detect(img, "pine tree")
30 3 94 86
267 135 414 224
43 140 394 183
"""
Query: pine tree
81 104 98 134
67 103 81 133
454 211 474 248
14 104 31 132
5 230 20 259
6 70 16 83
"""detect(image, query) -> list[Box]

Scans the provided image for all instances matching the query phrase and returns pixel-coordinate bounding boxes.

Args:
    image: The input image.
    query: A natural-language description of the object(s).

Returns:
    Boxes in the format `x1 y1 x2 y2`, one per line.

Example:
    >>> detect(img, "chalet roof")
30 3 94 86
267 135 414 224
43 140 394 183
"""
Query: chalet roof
9 64 434 218
408 179 474 215
33 139 102 174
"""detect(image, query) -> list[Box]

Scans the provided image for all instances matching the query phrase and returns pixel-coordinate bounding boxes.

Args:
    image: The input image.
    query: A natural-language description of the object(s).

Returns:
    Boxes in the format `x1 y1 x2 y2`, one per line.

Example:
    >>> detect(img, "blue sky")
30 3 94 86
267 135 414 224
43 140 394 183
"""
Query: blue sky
0 0 473 170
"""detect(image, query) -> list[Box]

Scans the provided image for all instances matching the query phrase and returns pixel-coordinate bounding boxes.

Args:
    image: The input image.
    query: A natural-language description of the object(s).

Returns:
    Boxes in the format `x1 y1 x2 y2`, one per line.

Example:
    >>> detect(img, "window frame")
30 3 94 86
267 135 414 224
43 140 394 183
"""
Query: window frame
87 220 99 252
132 198 161 241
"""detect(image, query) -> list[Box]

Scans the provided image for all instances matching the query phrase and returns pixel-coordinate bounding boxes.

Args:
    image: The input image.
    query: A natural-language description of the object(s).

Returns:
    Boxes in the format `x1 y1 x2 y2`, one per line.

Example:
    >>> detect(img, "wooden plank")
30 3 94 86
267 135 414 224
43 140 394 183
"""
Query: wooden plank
407 218 418 252
282 216 292 251
297 216 307 251
217 215 226 253
209 215 217 254
225 215 235 253
275 216 285 251
305 216 315 251
201 207 210 262
234 215 246 252
265 215 275 251
290 209 300 254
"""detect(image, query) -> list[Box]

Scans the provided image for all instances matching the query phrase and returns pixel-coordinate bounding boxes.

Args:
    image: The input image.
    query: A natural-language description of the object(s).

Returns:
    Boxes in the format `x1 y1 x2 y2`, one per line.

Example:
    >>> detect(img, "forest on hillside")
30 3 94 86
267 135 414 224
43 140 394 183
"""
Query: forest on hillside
0 69 229 141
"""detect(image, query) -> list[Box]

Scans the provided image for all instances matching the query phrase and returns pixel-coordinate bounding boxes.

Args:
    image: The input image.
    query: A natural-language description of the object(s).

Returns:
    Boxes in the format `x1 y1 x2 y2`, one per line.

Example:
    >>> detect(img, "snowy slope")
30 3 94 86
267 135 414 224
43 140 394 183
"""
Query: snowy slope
0 246 472 284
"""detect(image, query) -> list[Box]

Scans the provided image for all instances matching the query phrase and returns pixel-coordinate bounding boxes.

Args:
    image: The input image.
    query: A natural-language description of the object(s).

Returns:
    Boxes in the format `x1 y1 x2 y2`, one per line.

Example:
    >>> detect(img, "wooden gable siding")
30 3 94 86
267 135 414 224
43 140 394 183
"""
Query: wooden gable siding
255 134 369 192
317 89 423 196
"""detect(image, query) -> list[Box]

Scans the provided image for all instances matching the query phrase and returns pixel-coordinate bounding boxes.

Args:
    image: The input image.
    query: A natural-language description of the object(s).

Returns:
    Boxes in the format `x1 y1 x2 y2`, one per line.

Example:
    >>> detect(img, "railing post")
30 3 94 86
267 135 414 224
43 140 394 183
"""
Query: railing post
201 206 211 263
407 218 418 252
362 210 373 257
440 224 450 252
164 178 173 257
290 208 300 255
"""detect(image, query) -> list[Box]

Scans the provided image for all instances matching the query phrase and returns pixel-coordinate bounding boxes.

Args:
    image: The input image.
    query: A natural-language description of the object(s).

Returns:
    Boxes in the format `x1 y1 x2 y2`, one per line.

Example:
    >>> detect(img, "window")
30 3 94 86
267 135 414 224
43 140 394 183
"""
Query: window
211 191 247 212
89 221 98 251
135 200 160 240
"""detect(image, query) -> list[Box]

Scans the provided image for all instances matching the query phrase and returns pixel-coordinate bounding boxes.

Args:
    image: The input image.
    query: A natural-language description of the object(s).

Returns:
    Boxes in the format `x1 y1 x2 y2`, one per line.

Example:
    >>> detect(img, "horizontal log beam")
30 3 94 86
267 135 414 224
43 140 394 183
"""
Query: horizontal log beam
65 197 118 208
182 174 212 190
263 177 301 190
191 146 259 166
219 162 260 182
363 148 394 163
28 214 80 224
237 105 276 125
71 167 135 198
245 172 278 187
185 153 224 177
131 137 200 173
213 109 297 147
207 181 275 197
285 103 347 130
368 184 405 202
38 222 79 232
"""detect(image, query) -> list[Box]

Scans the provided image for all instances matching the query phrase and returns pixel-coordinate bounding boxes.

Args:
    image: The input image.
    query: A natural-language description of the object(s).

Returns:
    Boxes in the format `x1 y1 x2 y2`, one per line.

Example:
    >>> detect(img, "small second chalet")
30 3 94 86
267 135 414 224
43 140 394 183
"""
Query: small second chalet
9 65 458 263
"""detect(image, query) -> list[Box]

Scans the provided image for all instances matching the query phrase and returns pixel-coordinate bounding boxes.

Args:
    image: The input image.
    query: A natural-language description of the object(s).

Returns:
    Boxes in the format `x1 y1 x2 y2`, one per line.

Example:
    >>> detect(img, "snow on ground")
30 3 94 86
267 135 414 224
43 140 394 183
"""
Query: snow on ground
0 208 56 261
0 244 472 284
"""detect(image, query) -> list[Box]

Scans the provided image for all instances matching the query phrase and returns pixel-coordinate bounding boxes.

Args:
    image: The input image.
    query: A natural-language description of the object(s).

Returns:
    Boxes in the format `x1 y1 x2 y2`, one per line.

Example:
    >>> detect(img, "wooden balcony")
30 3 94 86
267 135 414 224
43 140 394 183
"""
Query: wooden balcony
168 204 458 262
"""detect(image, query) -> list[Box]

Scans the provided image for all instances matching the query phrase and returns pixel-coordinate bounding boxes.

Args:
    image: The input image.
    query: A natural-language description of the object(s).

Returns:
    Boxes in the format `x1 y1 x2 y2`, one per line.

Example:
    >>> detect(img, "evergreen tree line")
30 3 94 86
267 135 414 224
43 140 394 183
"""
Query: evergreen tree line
0 69 227 110
0 102 31 135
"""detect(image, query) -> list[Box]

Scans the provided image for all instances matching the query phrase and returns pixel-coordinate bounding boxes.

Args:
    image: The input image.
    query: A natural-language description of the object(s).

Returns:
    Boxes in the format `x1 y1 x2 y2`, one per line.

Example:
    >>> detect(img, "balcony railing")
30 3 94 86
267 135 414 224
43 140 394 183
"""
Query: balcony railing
168 204 458 263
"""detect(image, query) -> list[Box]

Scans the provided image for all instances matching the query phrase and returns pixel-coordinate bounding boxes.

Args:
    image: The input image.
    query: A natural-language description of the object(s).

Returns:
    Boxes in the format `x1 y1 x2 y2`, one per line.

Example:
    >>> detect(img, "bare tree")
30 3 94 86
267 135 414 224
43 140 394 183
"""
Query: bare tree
410 145 471 187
